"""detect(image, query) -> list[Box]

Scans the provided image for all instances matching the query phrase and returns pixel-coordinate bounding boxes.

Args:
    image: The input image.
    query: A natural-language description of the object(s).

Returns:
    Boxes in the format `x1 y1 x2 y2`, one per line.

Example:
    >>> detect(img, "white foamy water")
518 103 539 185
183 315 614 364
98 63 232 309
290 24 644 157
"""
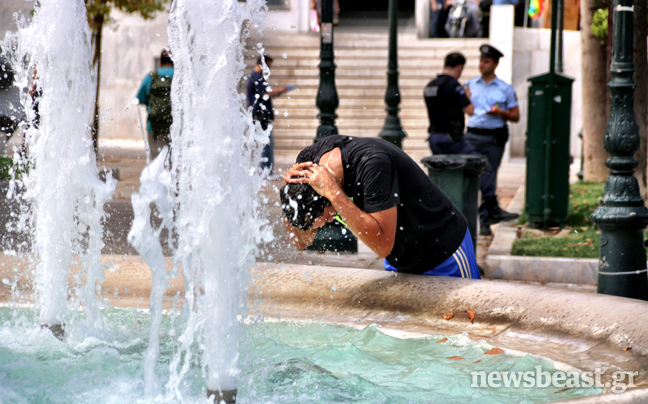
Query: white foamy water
4 1 114 328
128 0 272 399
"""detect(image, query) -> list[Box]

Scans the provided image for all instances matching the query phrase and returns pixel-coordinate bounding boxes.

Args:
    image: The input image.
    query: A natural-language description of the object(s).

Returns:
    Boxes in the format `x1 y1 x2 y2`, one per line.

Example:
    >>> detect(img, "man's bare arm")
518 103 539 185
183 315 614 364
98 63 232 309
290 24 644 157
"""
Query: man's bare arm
264 86 287 99
489 105 519 122
329 191 397 258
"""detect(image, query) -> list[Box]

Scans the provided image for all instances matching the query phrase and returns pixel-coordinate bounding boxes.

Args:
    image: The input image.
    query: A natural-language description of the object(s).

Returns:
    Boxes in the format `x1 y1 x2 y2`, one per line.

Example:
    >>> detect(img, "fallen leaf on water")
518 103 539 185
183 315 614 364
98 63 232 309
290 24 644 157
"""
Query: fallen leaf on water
485 348 504 355
443 312 454 320
474 360 481 363
466 309 475 324
447 356 464 360
436 338 448 344
623 346 632 351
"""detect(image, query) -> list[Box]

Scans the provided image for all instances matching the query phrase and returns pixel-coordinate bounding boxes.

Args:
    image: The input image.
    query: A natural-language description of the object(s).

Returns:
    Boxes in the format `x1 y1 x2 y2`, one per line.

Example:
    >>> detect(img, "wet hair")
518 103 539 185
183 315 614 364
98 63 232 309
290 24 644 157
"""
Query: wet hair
160 48 173 66
257 54 273 66
444 52 466 68
280 183 331 230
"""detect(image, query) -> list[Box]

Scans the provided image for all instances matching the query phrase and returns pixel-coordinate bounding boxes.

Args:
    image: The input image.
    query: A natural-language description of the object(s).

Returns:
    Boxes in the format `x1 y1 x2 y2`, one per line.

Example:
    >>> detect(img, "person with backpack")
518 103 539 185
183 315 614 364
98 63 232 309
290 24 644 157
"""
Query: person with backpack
136 48 174 160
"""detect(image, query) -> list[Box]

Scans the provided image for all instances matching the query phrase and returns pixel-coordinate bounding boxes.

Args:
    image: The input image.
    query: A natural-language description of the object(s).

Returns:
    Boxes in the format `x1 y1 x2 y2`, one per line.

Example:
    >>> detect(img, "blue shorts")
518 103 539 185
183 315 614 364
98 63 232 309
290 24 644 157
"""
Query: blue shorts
384 228 481 279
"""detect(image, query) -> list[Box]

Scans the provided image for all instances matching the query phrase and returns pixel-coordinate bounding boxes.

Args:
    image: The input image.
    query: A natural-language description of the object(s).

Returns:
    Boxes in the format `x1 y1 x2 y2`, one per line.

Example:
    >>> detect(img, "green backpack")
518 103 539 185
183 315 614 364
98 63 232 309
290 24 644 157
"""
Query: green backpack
148 71 173 134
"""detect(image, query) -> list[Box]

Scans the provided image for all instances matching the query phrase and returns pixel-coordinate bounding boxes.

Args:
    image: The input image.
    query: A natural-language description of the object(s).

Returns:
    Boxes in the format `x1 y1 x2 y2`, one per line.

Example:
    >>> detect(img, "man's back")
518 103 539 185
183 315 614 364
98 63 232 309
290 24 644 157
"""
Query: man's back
424 74 471 138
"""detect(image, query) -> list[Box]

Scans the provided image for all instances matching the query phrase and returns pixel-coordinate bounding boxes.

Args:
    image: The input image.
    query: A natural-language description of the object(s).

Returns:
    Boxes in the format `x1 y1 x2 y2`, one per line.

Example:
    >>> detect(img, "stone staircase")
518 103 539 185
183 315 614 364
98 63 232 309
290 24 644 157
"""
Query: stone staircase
244 30 483 163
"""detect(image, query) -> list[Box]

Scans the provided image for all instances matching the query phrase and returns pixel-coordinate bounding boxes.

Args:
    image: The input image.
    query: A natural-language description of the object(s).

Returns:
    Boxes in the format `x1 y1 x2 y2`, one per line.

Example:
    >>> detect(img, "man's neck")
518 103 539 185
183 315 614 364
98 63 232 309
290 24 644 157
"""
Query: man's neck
254 65 263 73
441 68 458 79
481 73 496 83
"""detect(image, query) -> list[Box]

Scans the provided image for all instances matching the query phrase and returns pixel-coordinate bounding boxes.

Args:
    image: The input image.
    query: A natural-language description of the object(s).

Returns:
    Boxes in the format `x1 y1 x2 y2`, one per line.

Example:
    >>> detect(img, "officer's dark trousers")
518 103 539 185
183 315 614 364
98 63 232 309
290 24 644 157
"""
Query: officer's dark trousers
428 132 481 156
464 132 504 217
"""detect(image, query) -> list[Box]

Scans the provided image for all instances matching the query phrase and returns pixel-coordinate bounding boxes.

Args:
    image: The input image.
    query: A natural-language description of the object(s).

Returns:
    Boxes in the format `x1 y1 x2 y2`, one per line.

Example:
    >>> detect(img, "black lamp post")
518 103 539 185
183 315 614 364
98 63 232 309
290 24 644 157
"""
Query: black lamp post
556 0 564 73
378 0 407 148
314 0 339 142
309 0 357 253
591 0 648 300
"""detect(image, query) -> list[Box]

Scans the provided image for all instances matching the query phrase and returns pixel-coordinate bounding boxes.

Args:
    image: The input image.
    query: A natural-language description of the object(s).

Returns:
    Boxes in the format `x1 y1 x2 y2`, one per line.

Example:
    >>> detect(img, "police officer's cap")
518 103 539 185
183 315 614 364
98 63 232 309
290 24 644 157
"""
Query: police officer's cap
479 44 504 61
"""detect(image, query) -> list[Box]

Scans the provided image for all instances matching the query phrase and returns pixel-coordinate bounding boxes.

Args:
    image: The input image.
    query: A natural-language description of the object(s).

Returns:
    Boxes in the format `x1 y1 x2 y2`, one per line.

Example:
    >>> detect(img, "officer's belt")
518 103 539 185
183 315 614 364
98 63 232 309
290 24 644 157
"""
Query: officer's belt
466 126 507 136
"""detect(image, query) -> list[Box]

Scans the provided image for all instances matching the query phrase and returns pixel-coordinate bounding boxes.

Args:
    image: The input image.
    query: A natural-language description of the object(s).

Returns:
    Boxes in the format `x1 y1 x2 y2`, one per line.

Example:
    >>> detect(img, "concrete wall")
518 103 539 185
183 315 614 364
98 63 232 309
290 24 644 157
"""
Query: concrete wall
0 0 33 34
98 2 313 143
262 0 311 32
510 27 582 159
99 11 170 142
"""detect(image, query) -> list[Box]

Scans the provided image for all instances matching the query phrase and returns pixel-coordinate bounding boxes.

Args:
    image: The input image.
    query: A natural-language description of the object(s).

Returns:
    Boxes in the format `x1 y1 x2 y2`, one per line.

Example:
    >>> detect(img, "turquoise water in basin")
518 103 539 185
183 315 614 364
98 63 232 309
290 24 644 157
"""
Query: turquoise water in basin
0 307 601 403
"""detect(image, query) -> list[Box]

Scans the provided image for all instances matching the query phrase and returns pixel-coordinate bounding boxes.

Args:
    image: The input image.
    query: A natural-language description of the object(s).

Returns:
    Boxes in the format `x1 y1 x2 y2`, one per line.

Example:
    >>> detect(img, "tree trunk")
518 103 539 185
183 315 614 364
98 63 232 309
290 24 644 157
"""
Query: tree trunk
581 0 610 182
91 17 104 156
634 0 647 199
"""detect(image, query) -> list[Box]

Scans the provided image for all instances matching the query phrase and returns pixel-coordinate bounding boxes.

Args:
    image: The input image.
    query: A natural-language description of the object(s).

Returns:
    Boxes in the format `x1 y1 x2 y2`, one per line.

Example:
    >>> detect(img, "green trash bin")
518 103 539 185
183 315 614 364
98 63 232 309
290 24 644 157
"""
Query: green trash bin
525 73 574 228
422 155 489 250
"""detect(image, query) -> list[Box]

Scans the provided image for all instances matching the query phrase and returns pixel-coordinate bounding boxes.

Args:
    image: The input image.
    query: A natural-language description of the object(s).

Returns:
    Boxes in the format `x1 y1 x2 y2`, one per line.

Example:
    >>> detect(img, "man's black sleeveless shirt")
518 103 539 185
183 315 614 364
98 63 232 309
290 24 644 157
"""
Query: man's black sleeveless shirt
424 74 471 136
296 135 468 274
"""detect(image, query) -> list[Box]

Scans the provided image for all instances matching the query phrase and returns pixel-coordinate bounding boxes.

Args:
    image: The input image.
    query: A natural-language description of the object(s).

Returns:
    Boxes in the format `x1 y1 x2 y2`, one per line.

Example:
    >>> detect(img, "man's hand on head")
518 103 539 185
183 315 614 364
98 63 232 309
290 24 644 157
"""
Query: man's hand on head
285 162 339 201
284 162 315 183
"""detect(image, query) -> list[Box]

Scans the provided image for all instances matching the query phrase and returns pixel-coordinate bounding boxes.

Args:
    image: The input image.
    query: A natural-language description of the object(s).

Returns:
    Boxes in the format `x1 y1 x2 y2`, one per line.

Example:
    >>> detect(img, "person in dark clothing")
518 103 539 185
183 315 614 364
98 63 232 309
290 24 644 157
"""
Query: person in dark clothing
425 52 476 155
280 135 480 279
246 55 291 181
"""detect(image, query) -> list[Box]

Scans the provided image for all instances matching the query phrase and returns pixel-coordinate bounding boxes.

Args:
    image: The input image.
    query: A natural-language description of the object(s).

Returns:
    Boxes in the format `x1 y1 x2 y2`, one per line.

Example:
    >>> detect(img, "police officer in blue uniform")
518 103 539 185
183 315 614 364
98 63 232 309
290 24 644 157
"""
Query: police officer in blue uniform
464 44 520 235
425 52 476 155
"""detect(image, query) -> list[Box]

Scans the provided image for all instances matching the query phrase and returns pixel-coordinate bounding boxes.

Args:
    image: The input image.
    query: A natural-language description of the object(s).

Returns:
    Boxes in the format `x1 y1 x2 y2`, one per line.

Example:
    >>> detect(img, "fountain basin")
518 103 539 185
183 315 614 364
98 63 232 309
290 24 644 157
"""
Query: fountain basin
255 263 648 403
1 254 648 403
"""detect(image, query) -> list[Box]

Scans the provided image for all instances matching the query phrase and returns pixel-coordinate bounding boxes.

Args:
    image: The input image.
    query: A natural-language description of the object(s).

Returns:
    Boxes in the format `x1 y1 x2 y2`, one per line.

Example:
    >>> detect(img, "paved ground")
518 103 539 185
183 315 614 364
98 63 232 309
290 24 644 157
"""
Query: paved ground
95 139 525 271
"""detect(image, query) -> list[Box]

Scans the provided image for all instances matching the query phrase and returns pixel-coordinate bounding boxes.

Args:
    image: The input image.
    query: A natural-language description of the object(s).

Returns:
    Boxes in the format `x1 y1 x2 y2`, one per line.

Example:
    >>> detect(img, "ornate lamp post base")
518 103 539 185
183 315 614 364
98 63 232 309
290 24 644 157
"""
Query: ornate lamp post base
591 0 648 300
306 220 358 253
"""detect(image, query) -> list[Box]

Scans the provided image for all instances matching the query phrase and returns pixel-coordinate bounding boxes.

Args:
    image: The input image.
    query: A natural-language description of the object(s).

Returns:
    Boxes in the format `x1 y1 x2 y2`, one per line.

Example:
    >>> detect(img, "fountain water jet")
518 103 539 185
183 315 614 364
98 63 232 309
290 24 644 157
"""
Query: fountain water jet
3 0 114 336
128 0 271 400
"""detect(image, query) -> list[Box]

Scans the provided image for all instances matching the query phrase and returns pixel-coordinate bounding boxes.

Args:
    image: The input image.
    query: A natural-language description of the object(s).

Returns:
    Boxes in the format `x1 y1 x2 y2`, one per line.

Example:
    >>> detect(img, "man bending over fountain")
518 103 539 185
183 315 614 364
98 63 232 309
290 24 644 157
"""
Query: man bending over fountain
281 135 481 278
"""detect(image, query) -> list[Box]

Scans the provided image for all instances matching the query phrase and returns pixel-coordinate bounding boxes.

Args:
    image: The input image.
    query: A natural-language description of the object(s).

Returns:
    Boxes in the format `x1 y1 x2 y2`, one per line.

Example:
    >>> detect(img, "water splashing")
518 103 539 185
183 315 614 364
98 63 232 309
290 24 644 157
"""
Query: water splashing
128 0 271 399
4 0 114 331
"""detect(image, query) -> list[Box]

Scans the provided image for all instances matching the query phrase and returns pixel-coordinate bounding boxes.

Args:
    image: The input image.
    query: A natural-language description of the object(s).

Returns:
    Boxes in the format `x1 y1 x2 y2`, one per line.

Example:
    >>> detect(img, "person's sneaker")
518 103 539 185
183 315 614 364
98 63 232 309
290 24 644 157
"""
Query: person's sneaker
489 207 519 223
266 172 283 181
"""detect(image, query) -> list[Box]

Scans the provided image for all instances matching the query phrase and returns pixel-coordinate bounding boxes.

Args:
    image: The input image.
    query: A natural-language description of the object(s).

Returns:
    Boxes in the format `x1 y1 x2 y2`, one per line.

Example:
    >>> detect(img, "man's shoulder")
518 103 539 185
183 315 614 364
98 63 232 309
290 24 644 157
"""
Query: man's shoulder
429 74 458 85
